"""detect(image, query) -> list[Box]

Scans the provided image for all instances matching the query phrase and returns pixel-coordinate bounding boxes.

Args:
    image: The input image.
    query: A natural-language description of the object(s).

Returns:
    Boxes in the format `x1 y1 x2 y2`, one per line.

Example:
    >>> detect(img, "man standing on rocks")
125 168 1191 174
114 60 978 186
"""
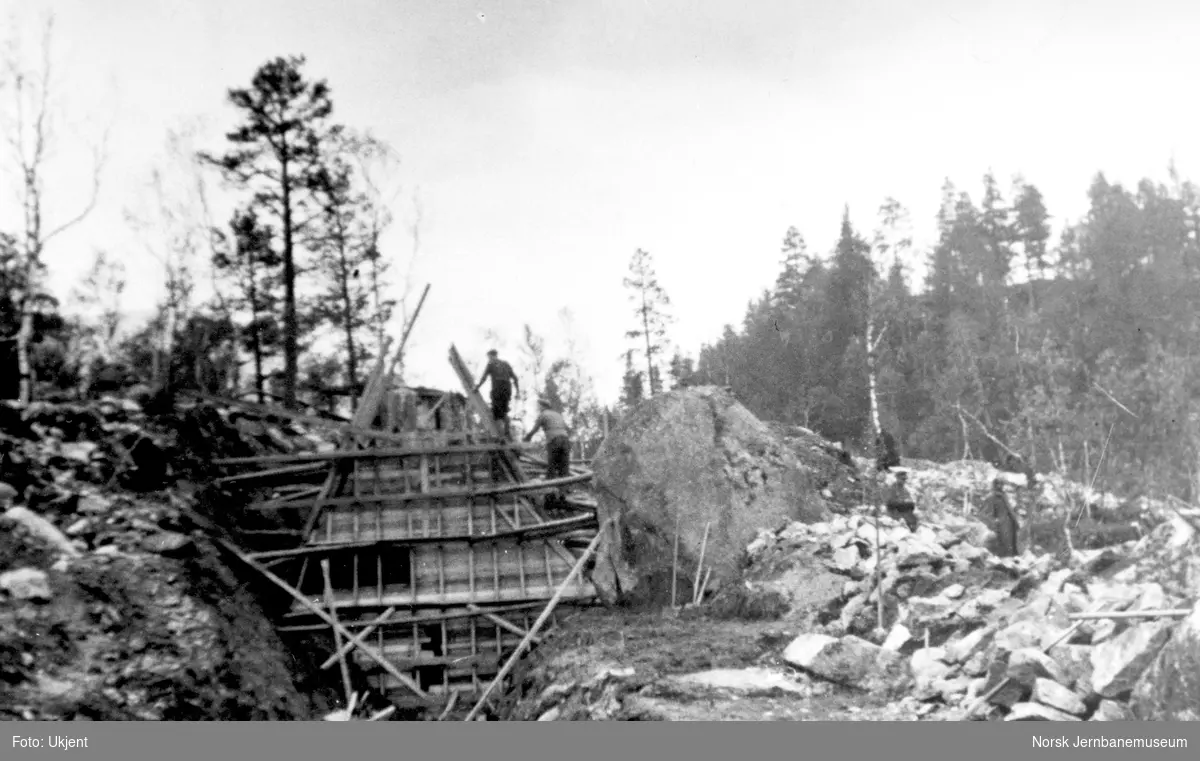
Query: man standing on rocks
980 478 1020 557
876 430 901 472
473 349 520 440
884 468 919 530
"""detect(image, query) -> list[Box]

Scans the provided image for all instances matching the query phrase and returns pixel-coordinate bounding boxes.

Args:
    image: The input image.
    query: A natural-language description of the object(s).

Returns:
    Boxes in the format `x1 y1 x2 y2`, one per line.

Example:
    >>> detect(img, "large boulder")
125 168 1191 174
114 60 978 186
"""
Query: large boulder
590 387 833 606
1130 602 1200 720
782 633 910 694
1089 619 1174 699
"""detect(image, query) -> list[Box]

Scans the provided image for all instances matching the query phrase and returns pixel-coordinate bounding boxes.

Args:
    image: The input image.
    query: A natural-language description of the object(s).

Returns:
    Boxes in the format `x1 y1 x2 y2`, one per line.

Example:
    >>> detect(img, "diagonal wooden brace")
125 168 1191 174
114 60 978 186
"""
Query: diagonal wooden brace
217 539 434 705
466 604 541 644
320 606 399 671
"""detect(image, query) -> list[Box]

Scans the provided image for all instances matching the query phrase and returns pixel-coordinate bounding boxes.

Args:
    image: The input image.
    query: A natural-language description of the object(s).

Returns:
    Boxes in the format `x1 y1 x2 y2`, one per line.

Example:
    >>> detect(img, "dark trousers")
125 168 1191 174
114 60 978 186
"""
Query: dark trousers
887 503 919 531
490 386 512 437
546 435 571 480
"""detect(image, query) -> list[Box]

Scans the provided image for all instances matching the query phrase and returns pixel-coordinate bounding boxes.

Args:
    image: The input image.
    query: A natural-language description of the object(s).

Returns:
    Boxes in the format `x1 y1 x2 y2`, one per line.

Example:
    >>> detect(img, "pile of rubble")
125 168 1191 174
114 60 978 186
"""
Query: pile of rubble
0 396 339 721
512 453 1198 722
747 498 1199 721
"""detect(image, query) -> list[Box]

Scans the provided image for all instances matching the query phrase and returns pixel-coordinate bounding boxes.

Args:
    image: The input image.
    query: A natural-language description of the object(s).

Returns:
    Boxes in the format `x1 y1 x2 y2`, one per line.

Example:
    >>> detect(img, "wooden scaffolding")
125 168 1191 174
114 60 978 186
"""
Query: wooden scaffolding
213 339 600 717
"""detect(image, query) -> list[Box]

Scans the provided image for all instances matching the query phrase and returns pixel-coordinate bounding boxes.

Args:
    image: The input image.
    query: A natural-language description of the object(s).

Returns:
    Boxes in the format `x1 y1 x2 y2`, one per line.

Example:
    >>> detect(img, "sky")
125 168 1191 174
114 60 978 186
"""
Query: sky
2 0 1199 406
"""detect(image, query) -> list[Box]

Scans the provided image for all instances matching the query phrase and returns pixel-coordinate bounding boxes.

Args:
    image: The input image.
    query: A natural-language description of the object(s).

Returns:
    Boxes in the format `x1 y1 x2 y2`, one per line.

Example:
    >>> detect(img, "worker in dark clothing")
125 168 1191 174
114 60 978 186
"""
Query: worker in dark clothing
884 468 919 530
524 398 571 509
474 349 520 440
980 478 1020 558
876 430 901 472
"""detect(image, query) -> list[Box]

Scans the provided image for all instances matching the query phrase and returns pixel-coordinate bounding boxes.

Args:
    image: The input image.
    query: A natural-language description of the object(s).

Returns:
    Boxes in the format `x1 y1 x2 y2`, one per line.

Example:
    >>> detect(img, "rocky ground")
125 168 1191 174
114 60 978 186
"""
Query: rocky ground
0 395 341 721
507 480 1199 722
503 386 1200 722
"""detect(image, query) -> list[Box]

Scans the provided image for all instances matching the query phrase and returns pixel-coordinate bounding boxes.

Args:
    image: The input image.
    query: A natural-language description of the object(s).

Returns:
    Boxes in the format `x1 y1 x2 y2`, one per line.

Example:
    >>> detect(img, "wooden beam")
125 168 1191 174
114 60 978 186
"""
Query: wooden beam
213 442 524 467
214 462 330 486
1068 609 1192 620
216 538 435 706
279 601 549 633
247 513 597 561
463 518 612 721
466 604 541 644
245 472 594 511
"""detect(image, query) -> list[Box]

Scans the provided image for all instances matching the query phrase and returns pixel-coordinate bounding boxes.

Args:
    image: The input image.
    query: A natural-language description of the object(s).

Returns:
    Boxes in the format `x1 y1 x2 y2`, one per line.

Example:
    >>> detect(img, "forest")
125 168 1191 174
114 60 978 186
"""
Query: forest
638 171 1200 502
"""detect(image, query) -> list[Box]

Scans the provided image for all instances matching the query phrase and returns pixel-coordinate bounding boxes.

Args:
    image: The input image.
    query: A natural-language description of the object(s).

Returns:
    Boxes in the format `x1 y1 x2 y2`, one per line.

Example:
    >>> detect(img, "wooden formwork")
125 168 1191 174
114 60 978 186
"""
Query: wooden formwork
214 341 598 716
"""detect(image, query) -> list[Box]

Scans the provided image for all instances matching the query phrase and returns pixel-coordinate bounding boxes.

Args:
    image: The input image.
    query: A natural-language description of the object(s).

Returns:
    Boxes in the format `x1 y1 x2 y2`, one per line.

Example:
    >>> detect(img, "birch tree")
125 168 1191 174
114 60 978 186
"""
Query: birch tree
1 16 106 402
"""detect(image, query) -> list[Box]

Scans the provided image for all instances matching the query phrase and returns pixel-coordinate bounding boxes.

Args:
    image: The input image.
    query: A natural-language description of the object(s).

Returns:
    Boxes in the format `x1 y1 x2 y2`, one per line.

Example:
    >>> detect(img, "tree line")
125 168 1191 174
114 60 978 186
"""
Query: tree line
618 171 1200 501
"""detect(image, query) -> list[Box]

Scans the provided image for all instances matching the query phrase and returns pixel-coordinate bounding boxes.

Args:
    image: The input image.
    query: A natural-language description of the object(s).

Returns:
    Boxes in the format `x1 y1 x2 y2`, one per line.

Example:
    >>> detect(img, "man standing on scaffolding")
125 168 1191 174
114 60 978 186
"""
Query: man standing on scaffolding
473 349 520 440
524 397 571 509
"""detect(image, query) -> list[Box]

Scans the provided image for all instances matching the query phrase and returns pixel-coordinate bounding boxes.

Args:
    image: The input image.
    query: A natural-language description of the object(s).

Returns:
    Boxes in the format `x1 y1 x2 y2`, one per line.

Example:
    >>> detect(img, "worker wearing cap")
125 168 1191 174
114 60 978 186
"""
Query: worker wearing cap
473 349 520 439
980 477 1020 557
884 468 919 531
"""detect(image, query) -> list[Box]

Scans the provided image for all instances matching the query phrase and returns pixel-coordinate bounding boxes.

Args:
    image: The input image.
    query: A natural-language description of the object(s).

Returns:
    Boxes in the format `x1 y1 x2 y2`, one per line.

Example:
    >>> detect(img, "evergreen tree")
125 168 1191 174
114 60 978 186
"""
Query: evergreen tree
619 349 645 408
201 55 339 408
622 248 674 396
211 208 282 402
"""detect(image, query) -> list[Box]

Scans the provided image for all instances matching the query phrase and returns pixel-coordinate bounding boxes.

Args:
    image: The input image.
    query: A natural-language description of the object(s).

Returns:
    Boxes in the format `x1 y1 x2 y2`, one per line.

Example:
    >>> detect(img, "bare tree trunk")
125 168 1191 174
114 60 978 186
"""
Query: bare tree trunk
866 320 883 439
280 159 299 409
4 17 105 403
640 288 654 396
16 291 35 403
336 232 359 411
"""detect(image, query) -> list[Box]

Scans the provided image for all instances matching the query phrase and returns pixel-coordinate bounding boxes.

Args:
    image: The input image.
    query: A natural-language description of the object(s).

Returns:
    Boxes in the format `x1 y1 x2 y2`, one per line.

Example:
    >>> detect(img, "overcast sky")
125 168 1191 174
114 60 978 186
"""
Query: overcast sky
3 0 1198 406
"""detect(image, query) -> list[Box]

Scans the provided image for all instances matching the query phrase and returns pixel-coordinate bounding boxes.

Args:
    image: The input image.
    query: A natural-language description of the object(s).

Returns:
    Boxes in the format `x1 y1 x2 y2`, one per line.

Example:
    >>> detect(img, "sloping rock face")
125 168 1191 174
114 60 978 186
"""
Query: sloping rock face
0 397 328 721
0 508 313 720
1130 602 1200 720
590 386 834 606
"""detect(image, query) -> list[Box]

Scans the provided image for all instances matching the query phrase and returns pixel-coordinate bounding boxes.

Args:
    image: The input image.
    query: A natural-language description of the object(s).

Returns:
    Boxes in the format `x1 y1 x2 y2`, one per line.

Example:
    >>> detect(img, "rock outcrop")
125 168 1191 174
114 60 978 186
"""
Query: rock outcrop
589 386 838 606
0 397 337 721
1130 602 1200 720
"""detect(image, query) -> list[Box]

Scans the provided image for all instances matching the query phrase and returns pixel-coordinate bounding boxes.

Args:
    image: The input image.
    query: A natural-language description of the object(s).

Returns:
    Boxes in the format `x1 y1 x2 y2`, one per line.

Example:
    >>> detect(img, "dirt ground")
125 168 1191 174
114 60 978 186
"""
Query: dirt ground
508 606 919 721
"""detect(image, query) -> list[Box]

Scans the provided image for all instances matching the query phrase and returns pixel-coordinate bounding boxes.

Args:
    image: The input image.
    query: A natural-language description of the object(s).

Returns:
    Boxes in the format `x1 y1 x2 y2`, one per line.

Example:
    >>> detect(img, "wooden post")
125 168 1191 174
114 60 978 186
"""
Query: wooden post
1068 609 1192 620
697 567 713 604
671 517 680 609
321 559 354 705
462 518 612 722
875 495 884 633
693 522 711 606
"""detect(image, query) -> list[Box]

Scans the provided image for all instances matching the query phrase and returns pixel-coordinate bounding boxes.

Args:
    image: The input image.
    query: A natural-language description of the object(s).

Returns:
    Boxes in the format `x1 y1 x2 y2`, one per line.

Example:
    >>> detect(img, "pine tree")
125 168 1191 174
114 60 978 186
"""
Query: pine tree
211 208 282 402
622 248 674 396
201 55 339 408
619 349 645 408
306 138 394 402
